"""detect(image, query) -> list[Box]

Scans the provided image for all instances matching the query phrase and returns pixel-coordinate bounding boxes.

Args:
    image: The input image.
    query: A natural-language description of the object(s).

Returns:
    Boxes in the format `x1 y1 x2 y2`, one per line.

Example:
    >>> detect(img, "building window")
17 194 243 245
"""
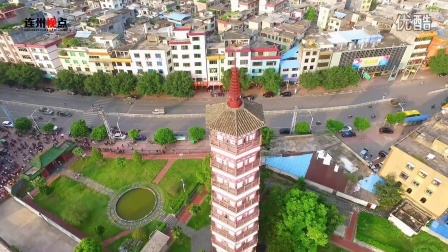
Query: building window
210 68 217 73
432 178 442 187
405 162 415 171
82 60 88 65
194 54 201 58
228 60 234 65
43 56 49 61
240 52 248 57
85 68 90 72
411 180 420 187
303 66 308 70
240 60 248 65
195 62 201 66
252 62 262 66
155 54 161 58
195 70 202 74
311 58 315 63
173 54 178 58
79 53 85 57
417 170 428 179
65 59 70 63
312 51 317 55
425 189 433 196
171 46 177 50
305 59 309 63
209 60 217 64
76 67 81 71
310 66 314 70
136 62 142 67
157 61 162 66
145 54 151 59
306 52 310 56
73 60 79 64
68 67 73 71
420 197 427 203
134 53 140 58
399 172 409 180
22 55 32 60
96 63 101 66
46 64 51 68
406 188 412 194
181 45 188 50
174 63 179 67
267 61 276 66
182 55 190 59
183 63 190 67
283 68 289 72
147 62 152 67
193 45 200 50
38 63 44 67
192 37 200 41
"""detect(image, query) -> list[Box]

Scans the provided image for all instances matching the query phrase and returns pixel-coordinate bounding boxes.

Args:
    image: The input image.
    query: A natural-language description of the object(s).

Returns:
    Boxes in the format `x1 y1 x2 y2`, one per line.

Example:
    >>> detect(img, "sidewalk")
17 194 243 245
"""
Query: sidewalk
86 150 208 160
331 211 372 252
177 189 208 224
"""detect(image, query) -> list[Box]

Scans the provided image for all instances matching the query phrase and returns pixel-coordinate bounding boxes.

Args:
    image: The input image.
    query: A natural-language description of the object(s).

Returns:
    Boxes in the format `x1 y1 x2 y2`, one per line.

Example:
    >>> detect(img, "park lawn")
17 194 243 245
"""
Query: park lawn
187 196 211 230
107 220 166 251
356 212 447 252
318 243 349 252
158 159 203 213
168 233 191 252
70 157 167 190
34 176 122 240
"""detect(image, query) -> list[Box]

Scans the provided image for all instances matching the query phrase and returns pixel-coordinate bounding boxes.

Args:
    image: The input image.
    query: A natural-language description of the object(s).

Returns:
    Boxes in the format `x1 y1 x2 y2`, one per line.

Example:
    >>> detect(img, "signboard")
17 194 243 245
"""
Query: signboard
352 55 390 69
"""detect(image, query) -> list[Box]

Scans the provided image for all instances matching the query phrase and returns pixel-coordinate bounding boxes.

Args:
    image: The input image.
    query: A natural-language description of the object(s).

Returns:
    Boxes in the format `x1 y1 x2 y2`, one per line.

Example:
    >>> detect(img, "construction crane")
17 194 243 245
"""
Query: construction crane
92 105 115 143
0 101 15 124
290 106 299 134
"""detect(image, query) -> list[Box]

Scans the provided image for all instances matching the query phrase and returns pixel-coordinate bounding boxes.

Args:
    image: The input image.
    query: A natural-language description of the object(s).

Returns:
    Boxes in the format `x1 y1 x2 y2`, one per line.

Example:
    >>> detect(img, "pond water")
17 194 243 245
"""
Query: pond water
116 188 156 221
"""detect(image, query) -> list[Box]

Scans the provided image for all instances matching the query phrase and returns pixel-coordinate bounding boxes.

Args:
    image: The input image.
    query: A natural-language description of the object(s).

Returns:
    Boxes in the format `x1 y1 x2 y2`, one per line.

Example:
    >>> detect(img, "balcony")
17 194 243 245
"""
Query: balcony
211 209 259 228
210 136 261 155
211 223 259 242
211 158 261 176
212 237 258 252
212 176 260 195
212 194 260 213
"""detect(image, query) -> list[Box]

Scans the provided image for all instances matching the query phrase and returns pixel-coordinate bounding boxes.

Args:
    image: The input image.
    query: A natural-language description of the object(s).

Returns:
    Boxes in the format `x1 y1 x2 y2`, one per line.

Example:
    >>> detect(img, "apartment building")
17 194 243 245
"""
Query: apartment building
206 43 226 82
0 27 46 64
260 22 309 51
427 28 448 57
299 36 334 74
379 113 448 219
345 0 372 13
128 34 172 75
167 13 192 27
317 4 343 30
193 11 216 36
279 45 299 81
258 0 288 15
99 0 124 10
326 10 360 32
0 3 31 26
169 26 207 81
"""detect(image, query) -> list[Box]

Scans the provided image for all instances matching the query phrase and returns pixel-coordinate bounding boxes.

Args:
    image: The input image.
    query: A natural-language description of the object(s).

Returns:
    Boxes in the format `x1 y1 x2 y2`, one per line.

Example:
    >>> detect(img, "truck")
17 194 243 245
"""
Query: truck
152 108 165 115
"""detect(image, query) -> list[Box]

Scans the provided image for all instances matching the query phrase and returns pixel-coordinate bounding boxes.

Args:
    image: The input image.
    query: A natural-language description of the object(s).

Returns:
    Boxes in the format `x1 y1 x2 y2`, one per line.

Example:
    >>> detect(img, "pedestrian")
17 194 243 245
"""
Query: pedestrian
370 154 373 158
361 136 364 140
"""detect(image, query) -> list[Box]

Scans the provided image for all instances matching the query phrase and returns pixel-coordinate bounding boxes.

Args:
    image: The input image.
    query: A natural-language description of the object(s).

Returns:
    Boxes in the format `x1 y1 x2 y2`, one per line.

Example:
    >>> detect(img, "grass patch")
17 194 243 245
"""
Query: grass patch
187 196 211 230
34 177 122 240
107 235 131 252
107 220 166 251
169 233 191 252
356 212 447 252
70 158 167 190
158 159 202 212
318 243 349 252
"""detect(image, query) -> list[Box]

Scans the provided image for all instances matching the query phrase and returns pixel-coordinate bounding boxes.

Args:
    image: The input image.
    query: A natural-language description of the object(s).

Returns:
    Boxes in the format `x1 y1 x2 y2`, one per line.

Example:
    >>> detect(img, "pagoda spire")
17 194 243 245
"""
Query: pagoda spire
227 61 243 108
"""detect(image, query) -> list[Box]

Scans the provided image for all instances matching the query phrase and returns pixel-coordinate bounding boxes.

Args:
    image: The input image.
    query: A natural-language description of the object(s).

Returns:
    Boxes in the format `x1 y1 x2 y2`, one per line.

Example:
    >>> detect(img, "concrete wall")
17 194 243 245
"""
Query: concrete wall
387 214 418 237
335 191 377 209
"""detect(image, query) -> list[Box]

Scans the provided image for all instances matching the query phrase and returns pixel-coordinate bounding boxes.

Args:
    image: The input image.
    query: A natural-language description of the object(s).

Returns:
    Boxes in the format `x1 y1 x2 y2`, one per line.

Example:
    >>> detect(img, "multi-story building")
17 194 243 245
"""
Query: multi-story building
345 0 372 13
307 0 345 6
280 45 300 82
169 26 207 81
427 28 448 58
317 4 344 30
167 13 192 27
206 65 265 252
128 34 172 75
258 0 288 15
0 27 46 63
99 0 123 10
237 0 259 15
379 113 448 219
81 10 135 35
260 22 310 51
326 10 360 32
0 3 31 26
206 43 226 82
193 11 216 36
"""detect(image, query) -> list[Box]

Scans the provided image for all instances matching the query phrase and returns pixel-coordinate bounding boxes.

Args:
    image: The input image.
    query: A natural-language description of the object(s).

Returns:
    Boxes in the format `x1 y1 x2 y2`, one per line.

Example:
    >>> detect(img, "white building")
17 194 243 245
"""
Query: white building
100 0 123 10
129 34 172 75
258 0 288 15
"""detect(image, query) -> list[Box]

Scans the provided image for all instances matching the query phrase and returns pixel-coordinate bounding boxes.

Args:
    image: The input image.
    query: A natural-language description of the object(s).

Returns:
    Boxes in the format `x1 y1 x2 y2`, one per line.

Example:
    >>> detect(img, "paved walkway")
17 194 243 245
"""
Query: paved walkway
331 211 372 252
88 150 208 160
102 230 132 246
153 159 175 184
178 189 208 223
62 170 115 198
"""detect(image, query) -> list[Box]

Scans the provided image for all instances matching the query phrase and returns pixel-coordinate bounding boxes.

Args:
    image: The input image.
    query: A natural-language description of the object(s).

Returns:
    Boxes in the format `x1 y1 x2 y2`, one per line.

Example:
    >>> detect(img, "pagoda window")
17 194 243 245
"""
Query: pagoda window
236 230 242 235
228 161 235 168
237 181 243 188
217 194 223 200
229 138 236 145
249 194 255 200
244 158 248 165
248 176 254 183
229 215 235 221
237 161 243 168
229 181 235 188
249 209 254 214
216 156 222 163
217 209 223 214
217 176 224 183
238 137 244 144
237 200 242 206
249 156 255 163
237 215 242 221
228 230 235 235
217 133 224 141
249 133 255 140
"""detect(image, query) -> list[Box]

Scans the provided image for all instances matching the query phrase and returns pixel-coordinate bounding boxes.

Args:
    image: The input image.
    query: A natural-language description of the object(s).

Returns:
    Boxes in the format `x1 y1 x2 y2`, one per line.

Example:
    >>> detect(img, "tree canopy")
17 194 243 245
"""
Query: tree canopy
295 122 310 135
386 112 406 124
305 7 315 21
14 117 32 132
154 128 177 145
300 67 360 90
6 63 42 87
74 238 103 252
110 72 137 95
261 126 274 146
325 119 344 133
429 49 448 74
128 129 139 140
70 119 89 138
374 174 403 208
221 68 252 92
353 117 371 132
83 71 111 96
90 125 108 141
0 62 13 85
164 71 194 98
42 123 55 133
136 71 165 96
188 126 206 141
53 70 86 92
261 68 283 93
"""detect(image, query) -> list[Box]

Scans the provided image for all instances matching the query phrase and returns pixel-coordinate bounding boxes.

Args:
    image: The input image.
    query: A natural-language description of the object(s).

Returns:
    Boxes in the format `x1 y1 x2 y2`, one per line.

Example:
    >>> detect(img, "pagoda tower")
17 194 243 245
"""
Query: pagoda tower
205 66 265 252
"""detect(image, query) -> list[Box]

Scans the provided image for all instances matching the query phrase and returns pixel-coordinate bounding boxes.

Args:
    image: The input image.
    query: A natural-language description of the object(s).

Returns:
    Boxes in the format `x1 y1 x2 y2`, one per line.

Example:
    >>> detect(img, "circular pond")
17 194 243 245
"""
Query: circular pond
116 188 156 221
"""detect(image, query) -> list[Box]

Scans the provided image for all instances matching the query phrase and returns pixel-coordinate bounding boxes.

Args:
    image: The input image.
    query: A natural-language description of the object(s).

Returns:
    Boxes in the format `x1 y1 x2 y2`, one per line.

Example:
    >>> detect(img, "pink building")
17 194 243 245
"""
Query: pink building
205 66 265 252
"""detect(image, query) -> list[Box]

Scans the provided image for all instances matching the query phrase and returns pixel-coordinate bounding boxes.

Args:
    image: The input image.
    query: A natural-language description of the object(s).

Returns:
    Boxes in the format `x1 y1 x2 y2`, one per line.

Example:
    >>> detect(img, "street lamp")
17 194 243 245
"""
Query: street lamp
308 111 314 132
181 179 185 192
116 107 122 133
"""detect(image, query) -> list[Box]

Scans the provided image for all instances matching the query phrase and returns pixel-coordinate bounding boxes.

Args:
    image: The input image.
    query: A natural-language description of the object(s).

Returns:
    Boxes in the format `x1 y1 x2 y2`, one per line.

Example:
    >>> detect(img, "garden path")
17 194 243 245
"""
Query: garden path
62 170 115 198
152 159 175 184
331 211 372 252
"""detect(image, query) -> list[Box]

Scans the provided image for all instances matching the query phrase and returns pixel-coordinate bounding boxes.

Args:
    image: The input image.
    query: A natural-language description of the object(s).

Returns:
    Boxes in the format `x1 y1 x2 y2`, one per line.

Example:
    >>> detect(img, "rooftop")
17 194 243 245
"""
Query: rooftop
395 112 448 177
21 31 74 46
261 27 296 39
391 200 432 232
167 12 191 21
132 36 170 50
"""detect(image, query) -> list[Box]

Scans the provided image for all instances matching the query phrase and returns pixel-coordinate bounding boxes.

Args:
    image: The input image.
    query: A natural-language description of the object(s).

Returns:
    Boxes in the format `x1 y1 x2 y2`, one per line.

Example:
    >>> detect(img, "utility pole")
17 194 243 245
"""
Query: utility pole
92 105 115 143
290 106 299 135
0 101 15 124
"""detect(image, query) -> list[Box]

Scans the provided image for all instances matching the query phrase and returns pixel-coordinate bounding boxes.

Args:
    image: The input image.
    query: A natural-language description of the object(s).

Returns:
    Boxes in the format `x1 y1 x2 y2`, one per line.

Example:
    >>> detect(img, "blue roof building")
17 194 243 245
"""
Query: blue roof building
280 45 300 81
167 13 192 26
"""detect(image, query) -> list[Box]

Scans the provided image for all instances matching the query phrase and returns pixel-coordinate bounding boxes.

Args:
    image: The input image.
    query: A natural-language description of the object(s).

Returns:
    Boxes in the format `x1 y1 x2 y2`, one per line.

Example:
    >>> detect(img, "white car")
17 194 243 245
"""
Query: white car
340 126 352 132
114 133 127 140
2 121 14 128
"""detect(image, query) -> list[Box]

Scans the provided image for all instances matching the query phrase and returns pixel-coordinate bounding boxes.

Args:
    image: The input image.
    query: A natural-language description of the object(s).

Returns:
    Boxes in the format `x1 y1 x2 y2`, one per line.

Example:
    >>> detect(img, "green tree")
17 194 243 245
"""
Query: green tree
6 63 42 87
110 72 137 95
197 155 211 192
386 113 397 124
171 226 182 240
153 128 176 145
30 176 47 190
429 49 448 74
221 68 252 91
61 205 88 226
128 129 139 140
369 0 378 11
189 204 201 216
84 71 111 96
0 62 13 85
299 71 322 90
353 117 371 132
91 147 104 162
72 147 85 158
132 228 149 242
261 126 274 146
305 7 315 21
164 71 194 97
325 119 344 134
53 70 86 92
14 117 32 132
116 157 126 167
294 122 310 135
188 126 206 141
90 125 108 141
296 178 307 191
395 112 406 123
321 66 360 90
261 68 283 93
324 204 346 236
374 174 403 208
94 225 105 238
74 238 103 252
133 151 143 164
41 123 55 133
70 119 89 138
136 71 165 96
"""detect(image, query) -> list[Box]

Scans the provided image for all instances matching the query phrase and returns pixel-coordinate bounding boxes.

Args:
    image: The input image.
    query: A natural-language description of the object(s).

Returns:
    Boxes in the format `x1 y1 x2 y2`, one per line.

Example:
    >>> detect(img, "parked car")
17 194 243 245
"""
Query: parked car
438 73 447 77
174 134 187 141
135 135 147 141
279 128 291 135
341 131 356 137
113 130 128 135
2 121 14 128
57 111 72 117
65 90 75 95
379 127 394 134
42 88 55 93
280 91 292 97
114 133 127 140
340 126 352 132
243 95 255 101
379 150 389 157
38 107 54 115
263 91 275 98
359 148 369 159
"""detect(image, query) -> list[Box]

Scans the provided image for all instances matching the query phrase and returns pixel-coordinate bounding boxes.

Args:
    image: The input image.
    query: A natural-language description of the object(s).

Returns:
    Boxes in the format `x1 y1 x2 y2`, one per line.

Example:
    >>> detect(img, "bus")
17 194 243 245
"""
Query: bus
403 110 421 118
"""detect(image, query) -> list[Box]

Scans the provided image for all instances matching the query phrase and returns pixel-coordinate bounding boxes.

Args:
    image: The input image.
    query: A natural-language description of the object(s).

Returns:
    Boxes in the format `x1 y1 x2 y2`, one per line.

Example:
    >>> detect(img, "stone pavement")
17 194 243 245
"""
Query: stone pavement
178 189 208 224
62 169 115 198
331 211 372 252
153 159 175 184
